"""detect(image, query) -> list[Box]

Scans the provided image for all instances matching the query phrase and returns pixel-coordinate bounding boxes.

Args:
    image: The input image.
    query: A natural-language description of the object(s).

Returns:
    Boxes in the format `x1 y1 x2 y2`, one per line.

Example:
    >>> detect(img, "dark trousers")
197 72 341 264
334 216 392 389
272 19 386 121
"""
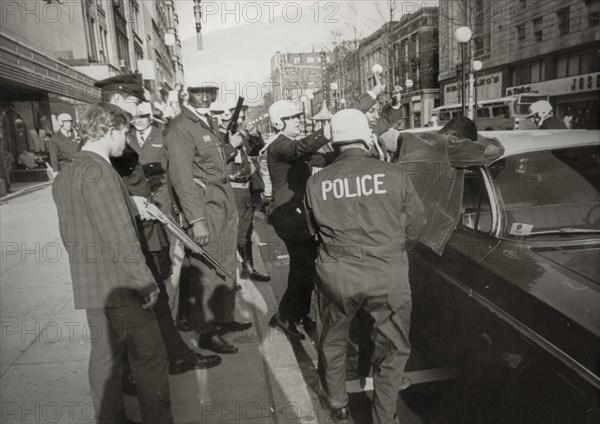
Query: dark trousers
270 205 317 322
86 305 173 424
316 253 412 424
233 187 253 246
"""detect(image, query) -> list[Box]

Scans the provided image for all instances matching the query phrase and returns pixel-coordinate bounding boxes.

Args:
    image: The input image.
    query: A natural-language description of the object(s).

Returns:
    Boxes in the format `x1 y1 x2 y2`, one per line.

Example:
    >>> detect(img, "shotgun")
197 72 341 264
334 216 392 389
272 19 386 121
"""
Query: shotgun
144 202 236 281
227 96 245 134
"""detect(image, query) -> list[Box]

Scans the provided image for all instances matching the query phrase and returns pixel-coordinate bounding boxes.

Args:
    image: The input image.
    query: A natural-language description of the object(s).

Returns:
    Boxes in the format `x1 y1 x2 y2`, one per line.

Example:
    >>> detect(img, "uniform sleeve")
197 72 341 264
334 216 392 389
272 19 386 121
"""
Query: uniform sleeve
304 181 318 238
350 93 377 114
269 131 329 164
165 124 207 223
246 133 266 156
402 172 425 242
82 166 157 297
49 138 59 172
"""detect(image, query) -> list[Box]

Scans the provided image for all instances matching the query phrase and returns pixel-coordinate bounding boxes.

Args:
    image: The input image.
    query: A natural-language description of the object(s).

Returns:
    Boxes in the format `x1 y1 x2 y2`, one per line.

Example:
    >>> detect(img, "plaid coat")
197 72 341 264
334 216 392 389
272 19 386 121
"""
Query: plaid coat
52 151 157 310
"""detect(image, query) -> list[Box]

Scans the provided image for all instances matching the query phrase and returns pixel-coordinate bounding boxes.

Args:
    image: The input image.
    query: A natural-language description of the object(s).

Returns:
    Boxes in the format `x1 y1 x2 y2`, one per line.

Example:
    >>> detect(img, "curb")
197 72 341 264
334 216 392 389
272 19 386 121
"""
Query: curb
0 182 52 203
244 231 317 424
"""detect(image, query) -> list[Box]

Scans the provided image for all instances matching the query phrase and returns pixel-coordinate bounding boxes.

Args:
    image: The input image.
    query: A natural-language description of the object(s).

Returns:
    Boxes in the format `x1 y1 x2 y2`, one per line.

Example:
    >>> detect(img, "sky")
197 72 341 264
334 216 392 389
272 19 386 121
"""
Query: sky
173 1 438 105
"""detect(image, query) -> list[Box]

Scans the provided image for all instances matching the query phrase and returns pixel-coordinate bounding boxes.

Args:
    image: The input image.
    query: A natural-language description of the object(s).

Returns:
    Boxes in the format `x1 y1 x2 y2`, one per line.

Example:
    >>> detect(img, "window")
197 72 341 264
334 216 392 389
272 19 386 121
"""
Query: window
492 105 509 118
568 54 580 76
517 24 526 44
533 18 543 42
519 0 526 8
530 60 545 83
477 108 490 118
580 49 600 73
514 63 531 85
557 7 570 36
307 56 314 64
461 169 493 233
556 56 568 78
589 12 600 27
87 17 98 61
99 26 108 62
293 57 300 65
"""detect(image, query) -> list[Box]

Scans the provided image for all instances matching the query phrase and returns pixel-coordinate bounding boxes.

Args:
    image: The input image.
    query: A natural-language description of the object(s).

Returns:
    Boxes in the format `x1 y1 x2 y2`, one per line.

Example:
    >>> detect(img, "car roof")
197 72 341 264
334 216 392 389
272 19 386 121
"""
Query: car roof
478 130 600 158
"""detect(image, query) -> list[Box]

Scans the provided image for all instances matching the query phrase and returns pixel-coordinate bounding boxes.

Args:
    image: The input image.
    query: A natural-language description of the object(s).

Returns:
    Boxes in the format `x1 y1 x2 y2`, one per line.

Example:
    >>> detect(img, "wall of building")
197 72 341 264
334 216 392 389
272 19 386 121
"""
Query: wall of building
1 0 88 65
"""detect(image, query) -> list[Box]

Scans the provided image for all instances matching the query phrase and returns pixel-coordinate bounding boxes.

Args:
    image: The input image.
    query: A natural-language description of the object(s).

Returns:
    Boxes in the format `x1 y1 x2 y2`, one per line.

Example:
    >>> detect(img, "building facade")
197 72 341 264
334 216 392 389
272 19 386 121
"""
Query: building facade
394 7 440 127
438 0 600 126
0 0 184 192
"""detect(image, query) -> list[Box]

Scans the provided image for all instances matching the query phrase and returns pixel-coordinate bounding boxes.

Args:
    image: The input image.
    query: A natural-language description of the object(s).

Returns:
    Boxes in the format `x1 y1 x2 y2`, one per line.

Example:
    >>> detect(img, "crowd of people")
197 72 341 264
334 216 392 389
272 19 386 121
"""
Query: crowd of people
51 69 545 424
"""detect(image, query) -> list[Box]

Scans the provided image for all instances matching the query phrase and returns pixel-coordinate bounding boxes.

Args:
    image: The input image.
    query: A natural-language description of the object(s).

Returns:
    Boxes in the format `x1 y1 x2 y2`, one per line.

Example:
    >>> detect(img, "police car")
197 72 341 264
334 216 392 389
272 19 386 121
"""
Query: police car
409 130 600 420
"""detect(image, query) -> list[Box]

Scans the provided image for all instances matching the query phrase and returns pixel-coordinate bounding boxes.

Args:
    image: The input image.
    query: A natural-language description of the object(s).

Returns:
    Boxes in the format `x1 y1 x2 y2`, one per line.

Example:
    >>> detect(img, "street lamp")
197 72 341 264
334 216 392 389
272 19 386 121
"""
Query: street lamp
193 0 203 50
330 82 339 113
405 79 414 128
472 60 483 126
454 26 472 117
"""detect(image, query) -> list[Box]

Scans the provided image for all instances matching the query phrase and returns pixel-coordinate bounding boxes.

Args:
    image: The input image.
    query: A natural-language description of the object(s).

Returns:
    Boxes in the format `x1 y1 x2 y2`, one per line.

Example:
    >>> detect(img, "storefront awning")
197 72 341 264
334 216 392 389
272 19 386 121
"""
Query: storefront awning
0 32 100 104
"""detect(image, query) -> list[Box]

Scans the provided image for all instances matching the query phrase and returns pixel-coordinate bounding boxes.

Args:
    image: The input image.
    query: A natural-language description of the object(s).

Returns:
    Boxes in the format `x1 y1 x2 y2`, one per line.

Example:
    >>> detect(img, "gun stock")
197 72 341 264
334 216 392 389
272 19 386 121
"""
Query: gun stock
145 203 236 281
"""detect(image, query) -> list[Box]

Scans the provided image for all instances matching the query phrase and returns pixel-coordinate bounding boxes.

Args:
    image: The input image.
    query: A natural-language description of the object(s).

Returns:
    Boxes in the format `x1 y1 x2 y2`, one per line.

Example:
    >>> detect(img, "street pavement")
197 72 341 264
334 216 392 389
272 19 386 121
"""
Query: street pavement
0 186 317 424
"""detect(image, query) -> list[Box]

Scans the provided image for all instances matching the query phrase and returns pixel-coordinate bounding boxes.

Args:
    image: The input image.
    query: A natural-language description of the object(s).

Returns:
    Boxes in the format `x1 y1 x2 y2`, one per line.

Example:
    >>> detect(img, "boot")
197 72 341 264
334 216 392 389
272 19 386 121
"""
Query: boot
238 243 270 282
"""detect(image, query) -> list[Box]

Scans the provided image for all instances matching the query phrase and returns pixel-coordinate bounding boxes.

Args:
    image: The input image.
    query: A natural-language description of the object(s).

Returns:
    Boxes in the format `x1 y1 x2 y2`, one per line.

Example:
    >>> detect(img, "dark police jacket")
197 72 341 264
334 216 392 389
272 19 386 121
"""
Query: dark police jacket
110 138 163 254
49 130 79 172
305 148 424 289
165 106 236 228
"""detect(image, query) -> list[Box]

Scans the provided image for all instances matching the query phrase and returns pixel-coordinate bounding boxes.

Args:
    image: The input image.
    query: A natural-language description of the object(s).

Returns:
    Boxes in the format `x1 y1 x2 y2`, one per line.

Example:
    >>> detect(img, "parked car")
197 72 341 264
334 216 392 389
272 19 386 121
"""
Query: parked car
409 130 600 416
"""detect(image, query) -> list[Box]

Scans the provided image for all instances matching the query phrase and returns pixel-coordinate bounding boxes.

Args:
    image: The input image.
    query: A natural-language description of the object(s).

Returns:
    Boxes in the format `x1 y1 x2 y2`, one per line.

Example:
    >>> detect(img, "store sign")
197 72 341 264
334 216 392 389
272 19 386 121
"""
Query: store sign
443 72 503 105
506 72 600 97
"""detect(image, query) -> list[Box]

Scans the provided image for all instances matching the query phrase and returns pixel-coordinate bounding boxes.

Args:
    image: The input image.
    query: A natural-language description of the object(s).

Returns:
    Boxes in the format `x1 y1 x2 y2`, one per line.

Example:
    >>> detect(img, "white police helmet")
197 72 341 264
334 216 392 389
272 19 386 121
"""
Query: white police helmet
330 109 373 149
268 100 303 131
527 100 553 127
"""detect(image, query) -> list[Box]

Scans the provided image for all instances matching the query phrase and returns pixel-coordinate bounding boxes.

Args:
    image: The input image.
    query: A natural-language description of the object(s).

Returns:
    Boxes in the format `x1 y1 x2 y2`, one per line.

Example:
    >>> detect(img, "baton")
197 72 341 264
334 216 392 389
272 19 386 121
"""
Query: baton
144 202 236 281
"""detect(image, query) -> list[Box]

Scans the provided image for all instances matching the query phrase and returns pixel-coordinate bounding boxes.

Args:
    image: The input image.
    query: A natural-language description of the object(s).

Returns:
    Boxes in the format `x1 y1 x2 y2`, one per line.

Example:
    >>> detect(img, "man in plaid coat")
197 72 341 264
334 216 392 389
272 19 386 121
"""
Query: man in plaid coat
52 103 173 424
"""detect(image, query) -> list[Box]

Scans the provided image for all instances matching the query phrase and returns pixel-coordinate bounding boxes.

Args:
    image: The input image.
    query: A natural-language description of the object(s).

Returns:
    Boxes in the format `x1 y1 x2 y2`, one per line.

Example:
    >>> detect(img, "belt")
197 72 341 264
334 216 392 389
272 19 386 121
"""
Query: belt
323 243 406 257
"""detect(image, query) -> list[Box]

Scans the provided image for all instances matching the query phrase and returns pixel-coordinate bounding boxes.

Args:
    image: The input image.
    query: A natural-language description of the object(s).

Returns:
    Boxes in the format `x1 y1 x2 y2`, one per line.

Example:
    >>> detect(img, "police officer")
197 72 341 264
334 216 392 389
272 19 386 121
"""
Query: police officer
305 109 424 424
165 84 251 354
129 101 171 214
48 113 79 173
219 106 270 282
94 73 221 373
267 78 385 341
527 100 566 129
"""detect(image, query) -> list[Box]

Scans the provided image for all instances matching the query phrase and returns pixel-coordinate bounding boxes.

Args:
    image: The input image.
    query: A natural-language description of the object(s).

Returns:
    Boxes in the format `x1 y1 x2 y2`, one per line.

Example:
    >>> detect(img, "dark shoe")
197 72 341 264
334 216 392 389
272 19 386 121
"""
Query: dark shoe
240 243 271 282
198 334 238 354
249 269 270 282
218 321 253 334
169 352 222 374
319 394 352 422
122 373 137 396
176 318 192 332
269 314 305 341
240 265 251 280
301 315 317 331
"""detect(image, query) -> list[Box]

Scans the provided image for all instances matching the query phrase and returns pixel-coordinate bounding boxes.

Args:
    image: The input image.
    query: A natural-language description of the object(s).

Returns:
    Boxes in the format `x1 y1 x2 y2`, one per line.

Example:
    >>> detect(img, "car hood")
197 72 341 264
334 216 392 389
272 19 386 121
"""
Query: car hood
535 248 600 284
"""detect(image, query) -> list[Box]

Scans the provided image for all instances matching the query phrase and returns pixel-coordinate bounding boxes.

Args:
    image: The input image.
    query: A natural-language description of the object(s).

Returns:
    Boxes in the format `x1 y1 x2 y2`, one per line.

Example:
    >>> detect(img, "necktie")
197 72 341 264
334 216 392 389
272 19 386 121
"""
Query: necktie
139 130 146 147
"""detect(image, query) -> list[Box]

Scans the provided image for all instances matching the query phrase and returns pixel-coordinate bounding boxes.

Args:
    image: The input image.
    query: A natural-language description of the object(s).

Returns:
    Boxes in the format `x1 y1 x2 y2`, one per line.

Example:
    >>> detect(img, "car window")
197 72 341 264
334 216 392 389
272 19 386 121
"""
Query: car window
492 106 509 118
460 169 493 233
477 108 491 118
489 146 600 236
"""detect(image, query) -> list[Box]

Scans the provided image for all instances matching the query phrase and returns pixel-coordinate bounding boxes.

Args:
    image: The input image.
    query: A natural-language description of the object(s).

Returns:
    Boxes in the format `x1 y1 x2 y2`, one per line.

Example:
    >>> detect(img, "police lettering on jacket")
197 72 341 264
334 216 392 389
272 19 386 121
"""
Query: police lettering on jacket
320 174 387 200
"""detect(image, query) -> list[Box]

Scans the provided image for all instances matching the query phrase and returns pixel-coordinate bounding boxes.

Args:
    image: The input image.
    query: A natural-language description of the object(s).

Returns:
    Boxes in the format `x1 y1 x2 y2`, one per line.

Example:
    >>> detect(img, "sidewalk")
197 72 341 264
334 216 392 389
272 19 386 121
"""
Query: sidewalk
0 186 316 424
